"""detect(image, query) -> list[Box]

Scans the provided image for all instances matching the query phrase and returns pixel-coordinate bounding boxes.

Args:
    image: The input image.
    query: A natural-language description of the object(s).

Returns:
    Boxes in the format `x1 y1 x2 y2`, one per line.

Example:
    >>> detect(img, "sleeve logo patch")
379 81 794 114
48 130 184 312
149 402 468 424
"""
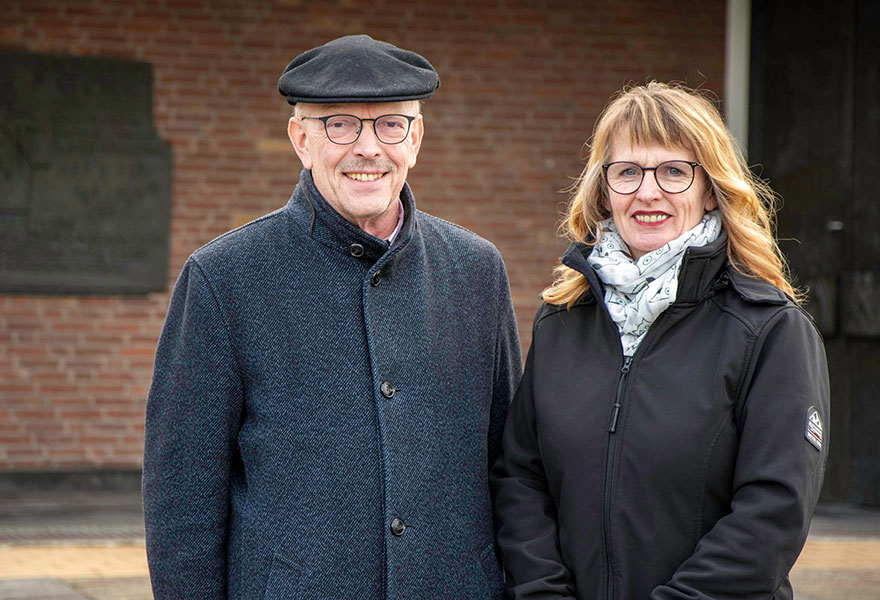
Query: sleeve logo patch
805 406 823 452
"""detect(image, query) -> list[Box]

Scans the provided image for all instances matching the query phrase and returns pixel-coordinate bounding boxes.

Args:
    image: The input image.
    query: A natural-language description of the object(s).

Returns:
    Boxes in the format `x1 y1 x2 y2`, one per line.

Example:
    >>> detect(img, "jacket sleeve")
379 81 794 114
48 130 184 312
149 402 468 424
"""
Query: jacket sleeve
490 314 578 600
651 306 830 600
142 258 244 599
488 259 523 472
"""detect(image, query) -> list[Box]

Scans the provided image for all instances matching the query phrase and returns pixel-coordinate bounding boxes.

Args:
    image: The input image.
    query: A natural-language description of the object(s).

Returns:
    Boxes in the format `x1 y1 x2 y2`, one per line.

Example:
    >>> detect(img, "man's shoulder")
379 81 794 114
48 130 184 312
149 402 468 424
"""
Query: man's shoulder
190 207 292 269
415 210 502 262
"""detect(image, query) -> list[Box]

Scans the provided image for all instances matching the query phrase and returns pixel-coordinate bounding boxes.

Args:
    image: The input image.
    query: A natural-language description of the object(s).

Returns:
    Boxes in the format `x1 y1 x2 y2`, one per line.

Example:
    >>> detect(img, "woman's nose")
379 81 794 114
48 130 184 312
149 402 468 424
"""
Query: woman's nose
635 170 664 200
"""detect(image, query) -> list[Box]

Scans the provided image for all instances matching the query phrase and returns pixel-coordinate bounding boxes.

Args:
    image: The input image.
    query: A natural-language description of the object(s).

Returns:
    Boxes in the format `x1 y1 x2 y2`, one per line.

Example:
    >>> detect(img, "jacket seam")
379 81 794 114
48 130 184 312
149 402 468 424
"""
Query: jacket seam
712 299 759 335
187 256 245 381
732 305 794 411
694 414 733 545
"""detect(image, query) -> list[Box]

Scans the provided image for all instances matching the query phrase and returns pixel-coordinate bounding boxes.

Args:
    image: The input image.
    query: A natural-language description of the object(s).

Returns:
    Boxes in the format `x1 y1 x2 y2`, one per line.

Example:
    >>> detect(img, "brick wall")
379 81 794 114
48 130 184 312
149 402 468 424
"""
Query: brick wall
0 0 726 469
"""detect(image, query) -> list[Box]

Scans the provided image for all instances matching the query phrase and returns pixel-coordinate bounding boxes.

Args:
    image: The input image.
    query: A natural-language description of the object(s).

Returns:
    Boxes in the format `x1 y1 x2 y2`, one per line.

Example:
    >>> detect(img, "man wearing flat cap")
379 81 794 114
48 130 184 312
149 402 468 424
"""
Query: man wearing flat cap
143 35 521 599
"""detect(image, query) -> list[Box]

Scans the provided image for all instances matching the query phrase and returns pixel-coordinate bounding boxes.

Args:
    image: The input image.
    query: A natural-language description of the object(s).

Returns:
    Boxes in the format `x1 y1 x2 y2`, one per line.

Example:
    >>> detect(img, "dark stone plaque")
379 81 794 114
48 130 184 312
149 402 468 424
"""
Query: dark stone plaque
0 51 171 294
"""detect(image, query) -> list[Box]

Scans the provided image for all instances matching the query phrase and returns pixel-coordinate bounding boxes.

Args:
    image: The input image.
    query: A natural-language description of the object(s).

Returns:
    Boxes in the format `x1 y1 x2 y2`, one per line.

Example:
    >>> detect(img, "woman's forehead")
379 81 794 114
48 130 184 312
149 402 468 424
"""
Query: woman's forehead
608 130 695 161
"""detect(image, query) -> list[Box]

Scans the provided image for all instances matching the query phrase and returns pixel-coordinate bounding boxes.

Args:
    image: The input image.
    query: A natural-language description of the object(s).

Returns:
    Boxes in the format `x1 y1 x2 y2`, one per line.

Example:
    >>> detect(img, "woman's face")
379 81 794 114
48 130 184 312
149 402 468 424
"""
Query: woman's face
604 133 717 260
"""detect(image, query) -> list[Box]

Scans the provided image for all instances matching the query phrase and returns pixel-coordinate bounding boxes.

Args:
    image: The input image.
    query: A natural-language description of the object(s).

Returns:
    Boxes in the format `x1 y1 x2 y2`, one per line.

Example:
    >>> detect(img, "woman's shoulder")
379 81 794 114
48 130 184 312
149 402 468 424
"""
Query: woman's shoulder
532 294 598 333
720 267 820 338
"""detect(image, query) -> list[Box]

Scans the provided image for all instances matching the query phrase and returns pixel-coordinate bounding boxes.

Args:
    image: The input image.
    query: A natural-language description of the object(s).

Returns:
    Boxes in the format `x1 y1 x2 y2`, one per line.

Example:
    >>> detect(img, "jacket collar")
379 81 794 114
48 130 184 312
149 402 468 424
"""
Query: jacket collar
285 169 416 262
727 268 789 305
561 229 731 305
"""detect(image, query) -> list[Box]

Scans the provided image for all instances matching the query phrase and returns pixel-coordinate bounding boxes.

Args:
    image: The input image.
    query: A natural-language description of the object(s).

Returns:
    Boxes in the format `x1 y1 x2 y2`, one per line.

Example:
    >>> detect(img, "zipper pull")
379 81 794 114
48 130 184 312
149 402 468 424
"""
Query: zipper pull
608 356 633 433
609 404 621 433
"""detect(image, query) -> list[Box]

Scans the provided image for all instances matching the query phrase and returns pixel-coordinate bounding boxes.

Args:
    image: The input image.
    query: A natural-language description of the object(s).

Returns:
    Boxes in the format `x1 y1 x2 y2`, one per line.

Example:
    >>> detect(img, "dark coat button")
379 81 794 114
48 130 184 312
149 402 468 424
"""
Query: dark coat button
380 381 395 399
390 518 406 536
370 270 382 287
349 243 365 257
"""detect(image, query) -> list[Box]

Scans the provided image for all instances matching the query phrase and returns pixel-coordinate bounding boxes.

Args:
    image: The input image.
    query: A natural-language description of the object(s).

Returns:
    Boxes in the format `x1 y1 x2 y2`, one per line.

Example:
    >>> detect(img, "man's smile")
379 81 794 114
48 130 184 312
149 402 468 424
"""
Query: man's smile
345 172 385 182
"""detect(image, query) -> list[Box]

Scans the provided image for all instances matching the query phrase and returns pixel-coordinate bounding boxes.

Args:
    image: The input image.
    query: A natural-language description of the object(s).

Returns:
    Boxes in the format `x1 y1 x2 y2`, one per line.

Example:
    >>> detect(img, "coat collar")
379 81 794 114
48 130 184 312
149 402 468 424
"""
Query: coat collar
561 230 731 305
285 169 417 262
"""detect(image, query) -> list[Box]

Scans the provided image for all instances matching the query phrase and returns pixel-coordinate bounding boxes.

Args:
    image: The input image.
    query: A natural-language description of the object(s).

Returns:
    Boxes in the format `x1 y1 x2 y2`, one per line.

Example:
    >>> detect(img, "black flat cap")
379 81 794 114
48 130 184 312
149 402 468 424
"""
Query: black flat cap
278 35 440 104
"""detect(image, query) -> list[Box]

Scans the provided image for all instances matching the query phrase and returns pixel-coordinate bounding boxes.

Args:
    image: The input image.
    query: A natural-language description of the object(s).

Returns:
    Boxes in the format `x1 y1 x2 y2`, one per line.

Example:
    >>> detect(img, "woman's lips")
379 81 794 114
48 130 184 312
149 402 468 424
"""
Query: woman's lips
633 212 670 225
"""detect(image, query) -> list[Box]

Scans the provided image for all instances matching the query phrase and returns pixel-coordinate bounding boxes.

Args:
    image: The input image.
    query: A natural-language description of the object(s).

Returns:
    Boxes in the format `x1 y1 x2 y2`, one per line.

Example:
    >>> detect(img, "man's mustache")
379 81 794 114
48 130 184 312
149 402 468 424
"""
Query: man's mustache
339 161 396 172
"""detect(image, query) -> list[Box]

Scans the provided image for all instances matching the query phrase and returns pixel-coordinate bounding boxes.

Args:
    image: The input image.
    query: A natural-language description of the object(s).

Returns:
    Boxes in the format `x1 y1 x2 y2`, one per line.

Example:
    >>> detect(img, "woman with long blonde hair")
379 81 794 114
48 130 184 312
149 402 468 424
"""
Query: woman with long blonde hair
491 82 829 600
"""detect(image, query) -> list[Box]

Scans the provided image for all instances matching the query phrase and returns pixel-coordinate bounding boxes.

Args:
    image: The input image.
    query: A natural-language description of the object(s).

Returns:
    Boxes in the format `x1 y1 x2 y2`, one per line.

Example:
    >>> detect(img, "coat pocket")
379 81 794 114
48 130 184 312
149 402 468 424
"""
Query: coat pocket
478 543 505 599
262 553 306 600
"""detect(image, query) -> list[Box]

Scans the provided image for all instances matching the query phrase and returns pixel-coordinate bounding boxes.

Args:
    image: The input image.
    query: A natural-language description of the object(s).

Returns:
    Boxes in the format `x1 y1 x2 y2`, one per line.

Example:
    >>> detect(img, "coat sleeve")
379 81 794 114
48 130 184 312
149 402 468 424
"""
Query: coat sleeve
490 313 578 600
142 258 244 599
651 306 830 600
488 259 523 472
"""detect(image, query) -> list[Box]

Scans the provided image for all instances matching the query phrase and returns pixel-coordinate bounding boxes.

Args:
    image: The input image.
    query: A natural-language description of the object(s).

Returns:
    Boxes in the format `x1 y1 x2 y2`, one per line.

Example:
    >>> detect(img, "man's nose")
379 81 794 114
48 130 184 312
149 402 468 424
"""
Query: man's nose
352 122 382 157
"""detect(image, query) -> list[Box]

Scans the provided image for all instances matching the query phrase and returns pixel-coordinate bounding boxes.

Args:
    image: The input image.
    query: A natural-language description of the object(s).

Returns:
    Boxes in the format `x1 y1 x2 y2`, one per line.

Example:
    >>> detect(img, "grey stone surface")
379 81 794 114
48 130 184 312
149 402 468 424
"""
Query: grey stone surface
0 50 171 295
69 577 152 600
0 579 88 600
1 486 878 599
810 502 880 538
790 569 880 600
0 489 144 546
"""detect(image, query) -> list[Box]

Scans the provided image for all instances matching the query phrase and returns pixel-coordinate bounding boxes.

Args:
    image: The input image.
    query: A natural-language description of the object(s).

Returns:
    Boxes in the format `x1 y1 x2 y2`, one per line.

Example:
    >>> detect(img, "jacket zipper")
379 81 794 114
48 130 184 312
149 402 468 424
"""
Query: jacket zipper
608 356 632 433
603 354 633 600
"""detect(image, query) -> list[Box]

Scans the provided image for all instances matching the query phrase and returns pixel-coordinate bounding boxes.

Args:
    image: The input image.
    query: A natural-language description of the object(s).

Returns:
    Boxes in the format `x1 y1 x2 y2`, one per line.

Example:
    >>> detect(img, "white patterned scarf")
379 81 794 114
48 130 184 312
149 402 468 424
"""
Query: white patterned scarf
588 210 721 356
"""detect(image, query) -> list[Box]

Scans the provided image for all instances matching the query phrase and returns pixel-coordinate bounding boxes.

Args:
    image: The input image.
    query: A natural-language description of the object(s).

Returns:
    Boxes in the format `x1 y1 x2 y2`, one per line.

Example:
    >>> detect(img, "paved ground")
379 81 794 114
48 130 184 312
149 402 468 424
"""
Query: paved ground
0 490 879 599
0 489 149 599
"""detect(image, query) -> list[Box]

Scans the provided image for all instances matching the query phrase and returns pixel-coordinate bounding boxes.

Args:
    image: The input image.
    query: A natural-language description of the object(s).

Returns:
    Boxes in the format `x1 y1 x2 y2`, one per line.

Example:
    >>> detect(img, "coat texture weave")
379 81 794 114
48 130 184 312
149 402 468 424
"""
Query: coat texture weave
143 170 522 600
490 233 829 600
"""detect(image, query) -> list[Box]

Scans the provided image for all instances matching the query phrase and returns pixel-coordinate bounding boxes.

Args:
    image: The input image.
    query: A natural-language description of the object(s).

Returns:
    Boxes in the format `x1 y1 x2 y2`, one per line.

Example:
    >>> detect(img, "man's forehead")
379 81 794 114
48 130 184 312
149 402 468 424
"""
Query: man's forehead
297 101 420 116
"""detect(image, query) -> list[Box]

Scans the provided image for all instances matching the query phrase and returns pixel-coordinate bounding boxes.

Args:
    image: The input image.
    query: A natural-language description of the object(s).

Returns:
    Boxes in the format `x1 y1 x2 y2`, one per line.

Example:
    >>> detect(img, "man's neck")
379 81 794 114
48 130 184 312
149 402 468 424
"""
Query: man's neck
357 203 401 240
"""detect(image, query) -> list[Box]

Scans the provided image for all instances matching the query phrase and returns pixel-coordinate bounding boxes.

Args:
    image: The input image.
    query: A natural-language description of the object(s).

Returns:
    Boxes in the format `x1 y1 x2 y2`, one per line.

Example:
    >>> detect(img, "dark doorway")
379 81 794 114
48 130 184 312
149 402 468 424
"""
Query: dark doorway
749 0 880 505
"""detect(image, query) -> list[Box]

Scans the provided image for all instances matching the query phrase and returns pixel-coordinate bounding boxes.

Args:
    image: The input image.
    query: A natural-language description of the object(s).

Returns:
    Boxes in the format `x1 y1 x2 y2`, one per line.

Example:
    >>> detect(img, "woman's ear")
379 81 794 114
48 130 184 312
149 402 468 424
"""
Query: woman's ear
704 188 719 211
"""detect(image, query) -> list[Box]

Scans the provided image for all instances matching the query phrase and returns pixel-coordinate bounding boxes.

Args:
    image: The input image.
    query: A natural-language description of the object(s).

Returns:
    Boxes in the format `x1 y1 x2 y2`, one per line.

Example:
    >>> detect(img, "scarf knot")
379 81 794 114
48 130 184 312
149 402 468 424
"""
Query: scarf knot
588 210 721 356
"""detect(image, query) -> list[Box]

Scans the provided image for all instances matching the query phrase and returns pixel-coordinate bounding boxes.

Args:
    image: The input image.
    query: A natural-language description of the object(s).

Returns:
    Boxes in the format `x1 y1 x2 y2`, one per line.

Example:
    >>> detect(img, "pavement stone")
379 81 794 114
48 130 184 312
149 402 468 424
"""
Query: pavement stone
68 577 152 600
0 579 88 600
790 568 880 599
0 546 148 579
0 490 879 599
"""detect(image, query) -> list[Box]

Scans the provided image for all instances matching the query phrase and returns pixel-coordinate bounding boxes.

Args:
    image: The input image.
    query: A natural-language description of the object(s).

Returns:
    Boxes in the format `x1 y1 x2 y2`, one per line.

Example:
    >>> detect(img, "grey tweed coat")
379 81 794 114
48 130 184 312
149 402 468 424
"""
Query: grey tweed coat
142 170 522 600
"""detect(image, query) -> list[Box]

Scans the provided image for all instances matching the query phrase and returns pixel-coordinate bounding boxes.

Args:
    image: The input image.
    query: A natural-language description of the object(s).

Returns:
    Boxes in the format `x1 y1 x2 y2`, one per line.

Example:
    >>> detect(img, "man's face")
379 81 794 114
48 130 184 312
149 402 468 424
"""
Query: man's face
288 101 424 237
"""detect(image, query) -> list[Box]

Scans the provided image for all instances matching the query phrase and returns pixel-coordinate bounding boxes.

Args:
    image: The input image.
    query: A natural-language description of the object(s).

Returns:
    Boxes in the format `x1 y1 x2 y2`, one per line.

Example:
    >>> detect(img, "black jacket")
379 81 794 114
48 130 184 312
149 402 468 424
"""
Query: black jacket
490 233 829 600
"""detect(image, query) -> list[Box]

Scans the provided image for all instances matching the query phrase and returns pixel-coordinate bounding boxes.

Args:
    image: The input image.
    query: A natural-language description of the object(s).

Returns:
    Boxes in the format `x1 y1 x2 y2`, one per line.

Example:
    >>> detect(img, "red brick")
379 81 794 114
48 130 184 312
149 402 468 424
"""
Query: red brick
58 410 102 421
12 409 56 421
3 0 726 470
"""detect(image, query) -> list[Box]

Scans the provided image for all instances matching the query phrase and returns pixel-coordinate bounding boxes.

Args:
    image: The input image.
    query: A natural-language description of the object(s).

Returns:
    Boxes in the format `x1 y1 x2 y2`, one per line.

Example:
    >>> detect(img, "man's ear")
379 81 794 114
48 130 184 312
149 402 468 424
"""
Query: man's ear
288 117 312 170
407 114 424 169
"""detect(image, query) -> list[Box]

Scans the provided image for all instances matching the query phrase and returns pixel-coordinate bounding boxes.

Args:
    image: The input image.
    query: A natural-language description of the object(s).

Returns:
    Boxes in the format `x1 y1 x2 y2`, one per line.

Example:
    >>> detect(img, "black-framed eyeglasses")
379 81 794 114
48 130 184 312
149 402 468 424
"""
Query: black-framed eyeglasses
300 114 416 145
602 160 702 194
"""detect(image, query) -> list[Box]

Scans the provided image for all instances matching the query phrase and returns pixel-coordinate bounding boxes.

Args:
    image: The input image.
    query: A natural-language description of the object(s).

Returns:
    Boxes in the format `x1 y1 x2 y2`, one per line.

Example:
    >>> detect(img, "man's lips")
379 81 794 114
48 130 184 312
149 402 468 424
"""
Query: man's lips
345 172 385 182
